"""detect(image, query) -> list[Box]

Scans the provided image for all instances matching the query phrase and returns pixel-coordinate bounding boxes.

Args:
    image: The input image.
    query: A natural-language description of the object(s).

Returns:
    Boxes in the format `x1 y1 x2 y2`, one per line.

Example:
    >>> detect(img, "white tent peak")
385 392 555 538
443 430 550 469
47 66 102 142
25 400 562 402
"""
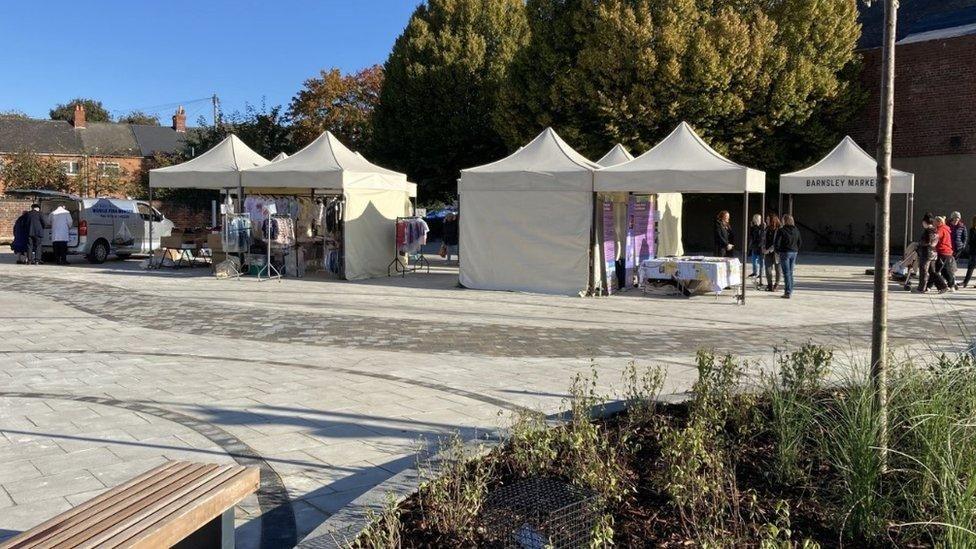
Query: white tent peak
783 135 910 179
272 152 289 162
149 134 269 189
596 144 634 167
463 127 600 174
614 121 744 172
252 130 403 177
780 135 914 194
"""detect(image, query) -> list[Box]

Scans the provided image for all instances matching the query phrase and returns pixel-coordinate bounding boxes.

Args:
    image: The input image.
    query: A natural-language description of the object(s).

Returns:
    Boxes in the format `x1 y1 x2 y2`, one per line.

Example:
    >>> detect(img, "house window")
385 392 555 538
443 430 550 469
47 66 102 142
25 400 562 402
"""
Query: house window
97 162 121 176
61 160 80 176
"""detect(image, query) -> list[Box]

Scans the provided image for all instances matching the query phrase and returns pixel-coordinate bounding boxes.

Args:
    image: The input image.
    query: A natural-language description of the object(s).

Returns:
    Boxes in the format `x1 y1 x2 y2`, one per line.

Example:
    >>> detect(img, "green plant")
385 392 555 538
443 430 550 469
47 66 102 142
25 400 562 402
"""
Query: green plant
508 409 558 478
758 500 821 549
348 493 402 548
417 433 493 542
622 360 665 427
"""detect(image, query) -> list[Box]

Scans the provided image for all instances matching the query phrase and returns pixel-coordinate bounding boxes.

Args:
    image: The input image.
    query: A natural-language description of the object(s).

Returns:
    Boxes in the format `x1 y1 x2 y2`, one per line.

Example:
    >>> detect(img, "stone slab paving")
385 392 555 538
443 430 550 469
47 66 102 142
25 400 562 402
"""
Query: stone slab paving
0 253 972 547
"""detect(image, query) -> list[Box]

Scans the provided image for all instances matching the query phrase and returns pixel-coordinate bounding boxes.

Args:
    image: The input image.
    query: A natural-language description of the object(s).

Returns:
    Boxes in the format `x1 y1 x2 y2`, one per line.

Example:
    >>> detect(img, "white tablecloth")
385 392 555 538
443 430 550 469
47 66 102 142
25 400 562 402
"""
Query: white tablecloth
638 257 742 294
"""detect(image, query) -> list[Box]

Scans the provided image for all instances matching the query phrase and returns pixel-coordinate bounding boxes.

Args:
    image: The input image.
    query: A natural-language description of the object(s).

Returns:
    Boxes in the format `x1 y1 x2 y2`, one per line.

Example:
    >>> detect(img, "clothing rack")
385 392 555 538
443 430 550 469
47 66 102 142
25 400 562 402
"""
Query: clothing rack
258 213 293 282
219 211 251 279
389 216 430 277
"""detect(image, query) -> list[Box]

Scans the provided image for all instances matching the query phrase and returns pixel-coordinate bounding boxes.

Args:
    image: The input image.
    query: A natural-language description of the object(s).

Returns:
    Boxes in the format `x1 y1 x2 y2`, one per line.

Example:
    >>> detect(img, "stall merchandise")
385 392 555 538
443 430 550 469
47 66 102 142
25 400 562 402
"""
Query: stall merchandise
639 257 742 296
222 213 253 253
389 216 431 276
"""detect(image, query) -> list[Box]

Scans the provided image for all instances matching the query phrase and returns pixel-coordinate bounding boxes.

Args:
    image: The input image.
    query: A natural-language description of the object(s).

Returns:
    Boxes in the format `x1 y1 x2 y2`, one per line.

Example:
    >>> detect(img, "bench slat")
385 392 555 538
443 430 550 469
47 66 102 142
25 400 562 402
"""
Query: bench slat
0 461 186 549
116 467 260 549
32 463 221 549
79 465 249 549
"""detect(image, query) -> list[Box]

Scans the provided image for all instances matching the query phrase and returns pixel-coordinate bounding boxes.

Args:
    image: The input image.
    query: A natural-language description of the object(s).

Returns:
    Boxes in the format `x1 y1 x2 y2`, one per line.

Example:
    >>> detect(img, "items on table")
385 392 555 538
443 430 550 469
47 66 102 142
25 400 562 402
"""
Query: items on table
396 217 430 255
639 256 742 294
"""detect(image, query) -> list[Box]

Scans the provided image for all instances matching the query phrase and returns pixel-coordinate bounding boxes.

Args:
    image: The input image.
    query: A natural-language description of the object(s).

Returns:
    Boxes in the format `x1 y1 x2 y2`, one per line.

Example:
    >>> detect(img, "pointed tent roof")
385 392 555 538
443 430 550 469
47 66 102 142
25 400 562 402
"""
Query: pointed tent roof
780 136 914 194
272 152 288 162
594 122 766 193
149 134 270 189
460 128 599 192
240 131 407 191
596 144 634 167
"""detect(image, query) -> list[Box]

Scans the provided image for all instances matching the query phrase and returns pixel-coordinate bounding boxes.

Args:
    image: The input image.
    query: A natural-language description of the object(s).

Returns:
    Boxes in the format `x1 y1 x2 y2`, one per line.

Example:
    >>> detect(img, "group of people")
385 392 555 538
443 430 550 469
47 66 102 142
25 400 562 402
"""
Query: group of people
715 210 803 299
11 204 72 265
910 211 974 294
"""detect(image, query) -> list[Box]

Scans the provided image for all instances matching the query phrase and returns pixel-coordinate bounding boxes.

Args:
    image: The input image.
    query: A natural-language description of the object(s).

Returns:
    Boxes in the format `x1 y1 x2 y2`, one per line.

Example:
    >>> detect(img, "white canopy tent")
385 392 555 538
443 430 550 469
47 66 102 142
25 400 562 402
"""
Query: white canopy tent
272 152 289 162
595 122 767 303
241 131 412 280
780 136 916 248
459 128 600 295
596 144 684 259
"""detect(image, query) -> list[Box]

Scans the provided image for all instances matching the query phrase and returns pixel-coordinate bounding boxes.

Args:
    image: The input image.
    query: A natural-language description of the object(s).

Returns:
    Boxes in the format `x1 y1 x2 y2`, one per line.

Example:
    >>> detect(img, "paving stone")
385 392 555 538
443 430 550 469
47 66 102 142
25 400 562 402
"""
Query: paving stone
3 469 104 505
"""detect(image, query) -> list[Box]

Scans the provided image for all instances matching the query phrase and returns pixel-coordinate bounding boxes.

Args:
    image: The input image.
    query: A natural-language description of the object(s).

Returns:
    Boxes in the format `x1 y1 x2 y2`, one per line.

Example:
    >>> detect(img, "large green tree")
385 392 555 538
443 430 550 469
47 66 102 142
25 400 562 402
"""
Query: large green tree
1 150 71 192
117 110 160 126
49 98 112 123
495 0 862 173
371 0 530 202
288 65 383 151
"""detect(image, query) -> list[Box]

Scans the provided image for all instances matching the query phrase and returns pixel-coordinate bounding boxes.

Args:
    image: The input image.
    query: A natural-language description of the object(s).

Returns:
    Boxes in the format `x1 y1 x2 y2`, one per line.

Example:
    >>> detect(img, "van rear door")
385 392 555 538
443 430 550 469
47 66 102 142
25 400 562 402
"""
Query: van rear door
39 199 80 248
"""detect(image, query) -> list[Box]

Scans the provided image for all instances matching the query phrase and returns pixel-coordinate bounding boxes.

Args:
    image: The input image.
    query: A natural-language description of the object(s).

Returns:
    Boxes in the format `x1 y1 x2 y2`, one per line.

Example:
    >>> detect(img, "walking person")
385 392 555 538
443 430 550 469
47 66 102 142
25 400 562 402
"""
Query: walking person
441 212 459 262
775 214 802 299
917 214 949 294
763 213 782 292
49 205 72 265
25 204 45 265
11 209 30 264
748 213 765 279
934 216 956 291
963 215 976 288
949 211 968 289
714 210 734 257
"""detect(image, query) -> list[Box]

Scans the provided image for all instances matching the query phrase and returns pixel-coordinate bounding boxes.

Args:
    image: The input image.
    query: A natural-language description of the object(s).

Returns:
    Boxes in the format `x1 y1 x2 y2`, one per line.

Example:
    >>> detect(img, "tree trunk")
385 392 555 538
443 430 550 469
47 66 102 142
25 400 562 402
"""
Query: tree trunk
872 0 899 470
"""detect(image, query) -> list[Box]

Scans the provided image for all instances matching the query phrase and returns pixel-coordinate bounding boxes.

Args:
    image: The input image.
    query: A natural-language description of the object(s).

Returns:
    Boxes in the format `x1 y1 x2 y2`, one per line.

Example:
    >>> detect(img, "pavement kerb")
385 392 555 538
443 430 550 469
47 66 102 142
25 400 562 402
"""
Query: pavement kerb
296 392 693 548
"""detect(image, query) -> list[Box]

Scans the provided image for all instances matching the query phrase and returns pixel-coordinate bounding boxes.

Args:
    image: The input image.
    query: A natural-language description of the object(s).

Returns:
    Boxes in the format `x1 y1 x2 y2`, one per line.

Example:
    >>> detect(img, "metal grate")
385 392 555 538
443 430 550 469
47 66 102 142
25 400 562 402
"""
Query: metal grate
481 478 601 548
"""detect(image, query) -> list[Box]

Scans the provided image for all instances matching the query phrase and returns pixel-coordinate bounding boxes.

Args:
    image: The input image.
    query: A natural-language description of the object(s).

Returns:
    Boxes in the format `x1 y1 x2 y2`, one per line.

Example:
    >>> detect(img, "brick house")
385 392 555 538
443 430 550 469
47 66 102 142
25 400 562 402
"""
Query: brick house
0 105 190 197
796 1 976 251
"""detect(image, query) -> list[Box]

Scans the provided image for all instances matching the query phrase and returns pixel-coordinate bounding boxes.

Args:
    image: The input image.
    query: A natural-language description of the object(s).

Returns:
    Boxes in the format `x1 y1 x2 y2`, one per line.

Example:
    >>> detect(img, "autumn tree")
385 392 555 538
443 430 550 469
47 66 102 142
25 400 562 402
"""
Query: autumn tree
49 98 112 123
288 65 383 151
371 0 529 202
0 150 71 192
495 0 862 173
117 110 160 126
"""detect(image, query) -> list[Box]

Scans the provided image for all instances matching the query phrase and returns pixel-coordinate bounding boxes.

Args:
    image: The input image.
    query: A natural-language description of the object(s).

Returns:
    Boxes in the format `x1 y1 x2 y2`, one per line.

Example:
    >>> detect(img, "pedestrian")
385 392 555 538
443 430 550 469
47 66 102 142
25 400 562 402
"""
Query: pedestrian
775 214 802 299
49 205 72 265
441 212 459 262
949 211 968 289
748 213 765 279
714 210 734 257
11 210 30 264
963 215 976 288
25 204 45 265
917 213 949 294
763 213 781 292
934 215 956 291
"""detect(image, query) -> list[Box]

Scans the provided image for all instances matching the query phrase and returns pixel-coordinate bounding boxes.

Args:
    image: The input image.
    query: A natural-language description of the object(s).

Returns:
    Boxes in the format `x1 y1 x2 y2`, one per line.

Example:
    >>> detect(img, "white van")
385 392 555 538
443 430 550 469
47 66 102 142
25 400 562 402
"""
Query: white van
8 190 174 263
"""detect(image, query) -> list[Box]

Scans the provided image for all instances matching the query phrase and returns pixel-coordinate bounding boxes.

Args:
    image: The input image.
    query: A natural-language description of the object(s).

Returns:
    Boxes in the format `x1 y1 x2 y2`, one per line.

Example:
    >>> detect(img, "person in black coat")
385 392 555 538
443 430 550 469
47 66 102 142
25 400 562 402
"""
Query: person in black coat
714 210 733 257
747 213 765 279
763 213 782 292
774 214 802 298
442 212 459 262
963 215 976 288
26 204 45 265
11 210 30 264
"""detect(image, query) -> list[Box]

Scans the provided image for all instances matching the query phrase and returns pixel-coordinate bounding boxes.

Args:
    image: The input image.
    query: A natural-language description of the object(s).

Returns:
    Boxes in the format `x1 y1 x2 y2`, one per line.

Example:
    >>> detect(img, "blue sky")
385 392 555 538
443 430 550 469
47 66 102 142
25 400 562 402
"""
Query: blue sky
0 0 419 123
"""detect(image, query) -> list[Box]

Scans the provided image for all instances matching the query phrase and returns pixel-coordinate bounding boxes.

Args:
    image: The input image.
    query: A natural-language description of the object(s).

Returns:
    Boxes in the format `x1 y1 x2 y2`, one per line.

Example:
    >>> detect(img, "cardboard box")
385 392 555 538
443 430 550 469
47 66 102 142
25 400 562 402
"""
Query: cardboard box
207 233 223 252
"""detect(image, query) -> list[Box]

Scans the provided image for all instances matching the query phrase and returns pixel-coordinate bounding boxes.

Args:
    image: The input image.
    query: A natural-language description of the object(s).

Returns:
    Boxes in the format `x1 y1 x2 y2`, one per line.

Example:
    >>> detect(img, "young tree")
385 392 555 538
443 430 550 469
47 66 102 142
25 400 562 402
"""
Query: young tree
0 150 71 192
371 0 529 202
49 98 112 122
288 65 383 151
117 111 160 126
495 0 861 170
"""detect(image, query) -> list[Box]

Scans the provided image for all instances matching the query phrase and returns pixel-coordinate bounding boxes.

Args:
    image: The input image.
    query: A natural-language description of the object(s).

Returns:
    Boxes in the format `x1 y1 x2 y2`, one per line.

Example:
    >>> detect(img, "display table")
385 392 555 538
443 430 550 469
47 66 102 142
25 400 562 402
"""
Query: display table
638 256 742 296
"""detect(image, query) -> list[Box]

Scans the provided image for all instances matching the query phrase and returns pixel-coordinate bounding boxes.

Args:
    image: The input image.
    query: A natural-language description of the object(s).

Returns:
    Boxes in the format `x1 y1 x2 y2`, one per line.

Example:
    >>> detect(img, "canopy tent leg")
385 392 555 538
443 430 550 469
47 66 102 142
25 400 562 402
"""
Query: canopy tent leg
908 193 915 244
903 193 910 252
588 192 598 296
148 186 154 268
778 193 784 216
741 191 749 305
788 194 794 217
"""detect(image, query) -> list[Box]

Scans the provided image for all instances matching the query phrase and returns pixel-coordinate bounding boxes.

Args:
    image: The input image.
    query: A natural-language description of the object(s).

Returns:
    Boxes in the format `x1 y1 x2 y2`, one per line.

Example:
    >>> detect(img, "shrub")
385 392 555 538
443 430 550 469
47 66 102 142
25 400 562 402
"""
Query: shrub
416 434 493 542
349 493 402 549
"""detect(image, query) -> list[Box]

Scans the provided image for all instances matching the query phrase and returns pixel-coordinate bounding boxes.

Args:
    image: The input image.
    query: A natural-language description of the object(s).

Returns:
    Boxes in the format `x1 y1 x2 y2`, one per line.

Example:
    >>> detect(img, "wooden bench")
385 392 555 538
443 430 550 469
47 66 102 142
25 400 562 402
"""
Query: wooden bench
0 461 260 549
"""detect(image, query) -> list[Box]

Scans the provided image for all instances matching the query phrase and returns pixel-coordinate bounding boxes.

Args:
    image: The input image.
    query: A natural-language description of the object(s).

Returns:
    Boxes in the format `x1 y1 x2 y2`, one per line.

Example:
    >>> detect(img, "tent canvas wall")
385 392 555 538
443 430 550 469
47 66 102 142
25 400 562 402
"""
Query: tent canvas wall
459 128 599 295
240 131 411 280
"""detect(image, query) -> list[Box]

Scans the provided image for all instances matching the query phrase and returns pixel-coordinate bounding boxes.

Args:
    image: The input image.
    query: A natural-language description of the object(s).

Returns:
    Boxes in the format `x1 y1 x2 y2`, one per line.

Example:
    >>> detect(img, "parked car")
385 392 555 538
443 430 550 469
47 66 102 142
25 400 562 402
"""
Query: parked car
6 189 174 263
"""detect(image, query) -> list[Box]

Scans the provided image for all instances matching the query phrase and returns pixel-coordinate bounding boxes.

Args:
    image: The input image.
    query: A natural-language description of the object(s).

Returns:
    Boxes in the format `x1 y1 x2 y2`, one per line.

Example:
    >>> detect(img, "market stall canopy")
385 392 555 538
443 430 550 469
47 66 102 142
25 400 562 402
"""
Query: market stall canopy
596 144 634 167
272 152 289 162
149 134 269 189
241 131 407 191
594 122 766 194
780 136 914 194
459 128 597 295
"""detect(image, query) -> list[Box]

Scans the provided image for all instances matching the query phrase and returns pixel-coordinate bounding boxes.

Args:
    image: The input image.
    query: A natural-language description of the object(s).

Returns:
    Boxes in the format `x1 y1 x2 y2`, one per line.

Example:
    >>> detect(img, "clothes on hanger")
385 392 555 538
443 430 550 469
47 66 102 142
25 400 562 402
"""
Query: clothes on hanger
222 214 252 253
396 217 429 255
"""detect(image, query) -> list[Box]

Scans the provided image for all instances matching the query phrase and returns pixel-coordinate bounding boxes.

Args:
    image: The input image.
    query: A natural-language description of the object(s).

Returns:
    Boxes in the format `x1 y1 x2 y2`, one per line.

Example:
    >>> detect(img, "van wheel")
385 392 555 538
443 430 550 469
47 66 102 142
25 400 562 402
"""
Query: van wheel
88 240 110 264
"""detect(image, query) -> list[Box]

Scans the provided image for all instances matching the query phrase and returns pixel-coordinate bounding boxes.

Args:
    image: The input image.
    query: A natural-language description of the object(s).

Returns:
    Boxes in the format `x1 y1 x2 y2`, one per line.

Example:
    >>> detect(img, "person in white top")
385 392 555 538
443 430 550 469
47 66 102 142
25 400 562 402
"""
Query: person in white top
49 205 73 265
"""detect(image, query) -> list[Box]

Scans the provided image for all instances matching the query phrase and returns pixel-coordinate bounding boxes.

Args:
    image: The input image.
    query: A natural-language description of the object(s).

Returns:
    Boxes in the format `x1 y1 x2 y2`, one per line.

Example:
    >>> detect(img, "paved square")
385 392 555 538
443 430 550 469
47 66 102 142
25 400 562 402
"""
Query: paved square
0 253 971 547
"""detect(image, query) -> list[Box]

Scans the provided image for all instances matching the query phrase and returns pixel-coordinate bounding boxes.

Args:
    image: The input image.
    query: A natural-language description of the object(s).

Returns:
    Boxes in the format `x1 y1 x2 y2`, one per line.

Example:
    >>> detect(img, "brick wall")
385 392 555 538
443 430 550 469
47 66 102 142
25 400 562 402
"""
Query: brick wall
852 34 976 157
0 199 33 245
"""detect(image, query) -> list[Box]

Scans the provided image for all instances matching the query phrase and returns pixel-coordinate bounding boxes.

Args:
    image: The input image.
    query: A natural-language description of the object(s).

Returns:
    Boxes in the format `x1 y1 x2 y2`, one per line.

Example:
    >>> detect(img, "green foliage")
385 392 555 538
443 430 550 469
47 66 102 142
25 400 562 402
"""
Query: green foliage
417 433 493 542
183 102 291 162
348 493 402 549
371 0 529 202
49 98 112 122
117 110 160 126
758 500 820 549
0 150 71 192
622 360 665 427
495 0 863 171
288 65 383 152
0 109 29 119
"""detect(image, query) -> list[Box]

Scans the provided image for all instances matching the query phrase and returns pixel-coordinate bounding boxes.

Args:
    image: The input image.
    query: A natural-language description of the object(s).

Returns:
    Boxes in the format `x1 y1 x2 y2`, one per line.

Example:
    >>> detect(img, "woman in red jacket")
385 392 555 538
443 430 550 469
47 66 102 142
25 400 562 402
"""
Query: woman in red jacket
935 216 957 291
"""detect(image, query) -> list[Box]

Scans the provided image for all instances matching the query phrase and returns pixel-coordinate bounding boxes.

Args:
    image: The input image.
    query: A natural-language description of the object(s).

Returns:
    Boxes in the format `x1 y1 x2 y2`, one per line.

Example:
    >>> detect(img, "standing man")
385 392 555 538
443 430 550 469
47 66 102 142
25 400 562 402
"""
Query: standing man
49 205 72 265
25 204 45 265
442 212 459 263
949 211 968 290
934 216 956 291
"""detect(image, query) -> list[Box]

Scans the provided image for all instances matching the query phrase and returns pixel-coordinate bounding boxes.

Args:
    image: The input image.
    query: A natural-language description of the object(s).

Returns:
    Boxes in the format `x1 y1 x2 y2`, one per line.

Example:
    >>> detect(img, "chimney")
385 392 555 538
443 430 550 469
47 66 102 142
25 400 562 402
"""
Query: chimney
172 106 186 133
73 104 86 129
